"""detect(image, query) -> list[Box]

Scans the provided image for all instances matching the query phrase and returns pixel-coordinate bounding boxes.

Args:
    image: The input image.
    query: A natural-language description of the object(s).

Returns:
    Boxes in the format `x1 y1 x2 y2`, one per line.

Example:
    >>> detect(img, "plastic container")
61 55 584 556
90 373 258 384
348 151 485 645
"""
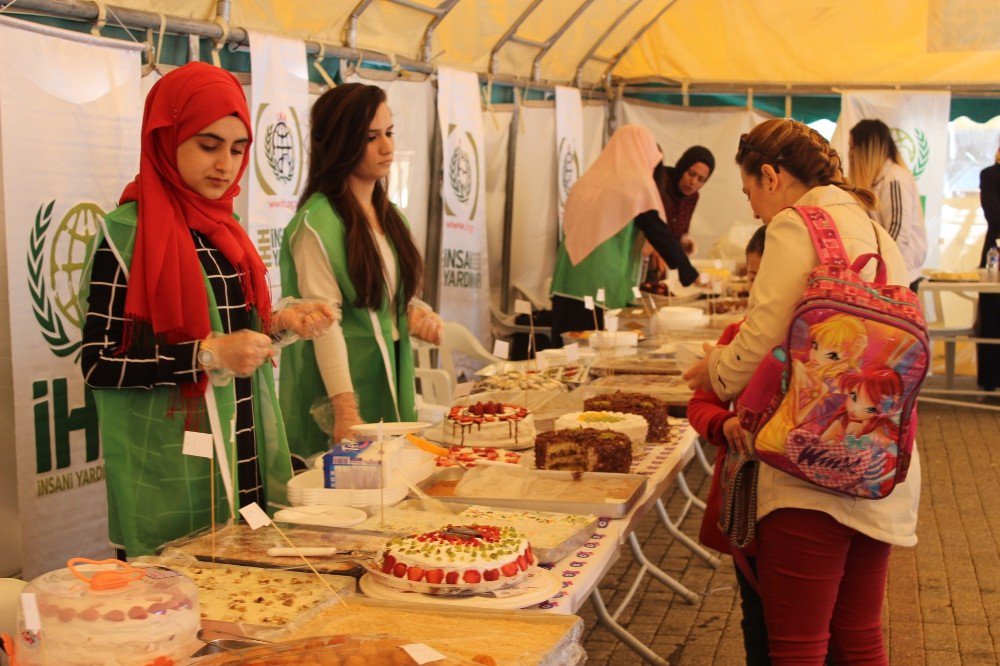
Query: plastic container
10 558 201 666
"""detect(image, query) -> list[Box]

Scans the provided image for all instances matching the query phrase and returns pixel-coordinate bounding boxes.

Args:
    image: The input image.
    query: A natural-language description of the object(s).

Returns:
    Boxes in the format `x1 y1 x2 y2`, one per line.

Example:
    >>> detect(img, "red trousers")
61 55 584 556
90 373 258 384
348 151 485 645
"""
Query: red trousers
756 508 891 665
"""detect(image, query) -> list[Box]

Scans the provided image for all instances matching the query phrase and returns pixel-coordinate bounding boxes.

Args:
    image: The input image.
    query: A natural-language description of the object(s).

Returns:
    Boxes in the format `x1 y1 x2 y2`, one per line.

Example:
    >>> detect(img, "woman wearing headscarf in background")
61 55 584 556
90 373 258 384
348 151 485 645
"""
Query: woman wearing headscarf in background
848 119 927 291
976 139 1000 390
644 145 715 277
80 62 333 556
550 125 699 343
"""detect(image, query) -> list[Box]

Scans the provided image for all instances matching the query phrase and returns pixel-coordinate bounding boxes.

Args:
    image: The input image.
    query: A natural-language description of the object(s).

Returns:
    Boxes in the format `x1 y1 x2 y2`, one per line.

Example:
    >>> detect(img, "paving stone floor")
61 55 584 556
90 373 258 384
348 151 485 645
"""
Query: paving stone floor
579 389 1000 664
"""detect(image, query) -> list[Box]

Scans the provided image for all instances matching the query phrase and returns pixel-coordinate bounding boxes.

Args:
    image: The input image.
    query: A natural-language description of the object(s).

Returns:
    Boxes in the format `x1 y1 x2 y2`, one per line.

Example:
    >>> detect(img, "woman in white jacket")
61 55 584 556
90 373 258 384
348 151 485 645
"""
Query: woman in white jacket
849 119 928 290
684 118 920 666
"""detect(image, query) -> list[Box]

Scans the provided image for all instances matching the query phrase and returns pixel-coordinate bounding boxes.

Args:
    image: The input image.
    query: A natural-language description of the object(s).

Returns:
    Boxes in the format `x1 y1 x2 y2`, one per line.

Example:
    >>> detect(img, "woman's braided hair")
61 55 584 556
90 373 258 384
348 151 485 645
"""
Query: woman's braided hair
735 118 876 210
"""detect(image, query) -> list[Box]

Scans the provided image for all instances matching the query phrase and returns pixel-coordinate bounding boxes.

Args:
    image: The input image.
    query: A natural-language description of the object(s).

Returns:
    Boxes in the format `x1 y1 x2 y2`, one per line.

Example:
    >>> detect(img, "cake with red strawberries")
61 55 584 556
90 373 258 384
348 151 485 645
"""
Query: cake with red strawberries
379 524 534 590
443 401 536 449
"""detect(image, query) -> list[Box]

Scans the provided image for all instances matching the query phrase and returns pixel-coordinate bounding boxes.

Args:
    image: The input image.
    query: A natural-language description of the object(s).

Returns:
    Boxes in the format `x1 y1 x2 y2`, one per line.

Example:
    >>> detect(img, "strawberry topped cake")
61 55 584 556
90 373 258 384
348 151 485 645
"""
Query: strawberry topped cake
379 524 534 589
443 401 536 449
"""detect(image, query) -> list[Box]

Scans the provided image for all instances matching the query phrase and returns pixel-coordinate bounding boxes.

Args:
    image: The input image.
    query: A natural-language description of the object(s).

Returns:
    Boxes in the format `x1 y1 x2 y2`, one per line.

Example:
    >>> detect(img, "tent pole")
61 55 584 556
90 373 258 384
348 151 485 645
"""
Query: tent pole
574 0 644 88
499 93 520 314
423 104 443 310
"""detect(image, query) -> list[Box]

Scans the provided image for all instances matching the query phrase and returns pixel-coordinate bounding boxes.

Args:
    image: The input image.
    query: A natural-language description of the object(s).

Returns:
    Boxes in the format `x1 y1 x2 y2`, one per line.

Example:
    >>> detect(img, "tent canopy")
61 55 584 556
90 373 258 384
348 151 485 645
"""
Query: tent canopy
97 0 1000 90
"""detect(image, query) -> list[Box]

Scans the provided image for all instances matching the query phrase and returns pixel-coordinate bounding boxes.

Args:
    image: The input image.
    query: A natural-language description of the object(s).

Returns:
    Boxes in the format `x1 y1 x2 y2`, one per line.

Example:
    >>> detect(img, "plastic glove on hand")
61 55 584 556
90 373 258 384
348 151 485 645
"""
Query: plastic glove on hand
201 330 272 378
408 306 443 346
271 300 336 340
330 391 364 443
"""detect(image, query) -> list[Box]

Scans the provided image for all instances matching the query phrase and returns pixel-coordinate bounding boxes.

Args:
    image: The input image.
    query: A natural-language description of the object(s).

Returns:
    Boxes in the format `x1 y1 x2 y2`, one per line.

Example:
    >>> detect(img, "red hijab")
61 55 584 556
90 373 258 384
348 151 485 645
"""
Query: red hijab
121 62 271 367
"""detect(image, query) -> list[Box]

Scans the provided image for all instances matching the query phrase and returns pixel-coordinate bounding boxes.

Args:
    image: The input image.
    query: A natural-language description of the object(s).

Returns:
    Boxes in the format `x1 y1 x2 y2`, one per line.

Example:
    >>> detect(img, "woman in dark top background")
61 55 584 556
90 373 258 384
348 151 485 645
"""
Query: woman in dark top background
977 141 1000 390
550 125 698 342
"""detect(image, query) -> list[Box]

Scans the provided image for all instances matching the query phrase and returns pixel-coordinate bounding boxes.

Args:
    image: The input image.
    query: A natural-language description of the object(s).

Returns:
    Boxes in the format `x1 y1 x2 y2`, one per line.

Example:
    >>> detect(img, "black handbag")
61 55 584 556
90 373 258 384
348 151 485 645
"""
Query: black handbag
718 449 759 550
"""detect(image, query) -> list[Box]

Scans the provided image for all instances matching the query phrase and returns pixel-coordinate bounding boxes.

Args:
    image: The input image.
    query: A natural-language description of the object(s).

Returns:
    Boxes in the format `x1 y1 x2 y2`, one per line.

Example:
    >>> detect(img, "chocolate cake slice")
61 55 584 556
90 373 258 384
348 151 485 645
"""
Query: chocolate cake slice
535 428 632 473
584 392 670 441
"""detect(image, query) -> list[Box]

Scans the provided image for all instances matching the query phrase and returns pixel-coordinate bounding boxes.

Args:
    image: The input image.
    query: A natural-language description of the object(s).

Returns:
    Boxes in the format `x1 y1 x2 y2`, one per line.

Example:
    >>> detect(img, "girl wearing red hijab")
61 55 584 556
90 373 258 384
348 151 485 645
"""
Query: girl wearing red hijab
80 62 332 556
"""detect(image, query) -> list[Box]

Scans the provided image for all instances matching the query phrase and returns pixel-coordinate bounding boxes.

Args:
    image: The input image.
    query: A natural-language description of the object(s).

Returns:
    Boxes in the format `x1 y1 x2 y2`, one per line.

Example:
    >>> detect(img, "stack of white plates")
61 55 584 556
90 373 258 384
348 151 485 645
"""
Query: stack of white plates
288 469 410 508
656 306 708 331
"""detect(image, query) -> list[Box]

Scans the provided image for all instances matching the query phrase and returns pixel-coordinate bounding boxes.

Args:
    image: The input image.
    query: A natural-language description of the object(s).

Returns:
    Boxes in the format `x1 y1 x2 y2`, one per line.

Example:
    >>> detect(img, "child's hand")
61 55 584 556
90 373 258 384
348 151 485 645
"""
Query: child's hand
723 416 752 456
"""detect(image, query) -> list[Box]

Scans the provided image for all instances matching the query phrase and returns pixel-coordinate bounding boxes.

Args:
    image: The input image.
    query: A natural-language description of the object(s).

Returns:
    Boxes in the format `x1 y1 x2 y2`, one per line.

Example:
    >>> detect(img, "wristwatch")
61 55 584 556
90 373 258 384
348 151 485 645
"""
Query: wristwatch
197 341 218 371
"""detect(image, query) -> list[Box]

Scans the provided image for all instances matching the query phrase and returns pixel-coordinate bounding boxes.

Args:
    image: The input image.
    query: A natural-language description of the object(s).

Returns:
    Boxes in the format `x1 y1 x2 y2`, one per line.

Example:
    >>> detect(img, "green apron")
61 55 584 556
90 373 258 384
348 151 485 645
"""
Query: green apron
550 221 643 310
79 203 293 556
279 193 416 458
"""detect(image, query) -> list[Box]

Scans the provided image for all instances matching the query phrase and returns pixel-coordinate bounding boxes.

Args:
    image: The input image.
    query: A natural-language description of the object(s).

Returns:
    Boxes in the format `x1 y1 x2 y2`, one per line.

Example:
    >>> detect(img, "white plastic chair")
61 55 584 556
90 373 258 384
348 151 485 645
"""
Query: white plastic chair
919 286 976 388
440 321 502 383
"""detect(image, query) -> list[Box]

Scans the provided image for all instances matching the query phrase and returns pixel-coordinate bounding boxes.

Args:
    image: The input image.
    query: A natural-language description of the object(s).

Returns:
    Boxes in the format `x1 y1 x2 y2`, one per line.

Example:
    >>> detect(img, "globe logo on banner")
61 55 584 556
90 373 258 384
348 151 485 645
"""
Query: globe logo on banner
443 124 480 221
890 127 930 181
27 200 103 360
253 103 304 195
557 137 581 208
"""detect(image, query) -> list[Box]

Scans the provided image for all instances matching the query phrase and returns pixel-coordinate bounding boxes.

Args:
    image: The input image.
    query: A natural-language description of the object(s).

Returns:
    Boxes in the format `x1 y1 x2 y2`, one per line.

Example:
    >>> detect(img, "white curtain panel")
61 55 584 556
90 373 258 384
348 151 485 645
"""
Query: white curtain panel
482 107 514 309
618 100 771 259
581 100 607 170
346 74 435 255
510 102 558 308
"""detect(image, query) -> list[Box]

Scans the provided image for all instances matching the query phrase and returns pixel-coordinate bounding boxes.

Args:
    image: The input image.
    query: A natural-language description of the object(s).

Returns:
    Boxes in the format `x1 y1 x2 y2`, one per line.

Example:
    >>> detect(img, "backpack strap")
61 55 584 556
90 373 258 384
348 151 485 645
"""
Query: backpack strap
793 205 849 268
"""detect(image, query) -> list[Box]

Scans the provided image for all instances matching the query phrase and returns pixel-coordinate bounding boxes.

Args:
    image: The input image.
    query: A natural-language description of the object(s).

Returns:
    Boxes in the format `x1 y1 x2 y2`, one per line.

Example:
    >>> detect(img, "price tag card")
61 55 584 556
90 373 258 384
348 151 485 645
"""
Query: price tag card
401 643 448 664
668 269 680 284
714 259 723 269
564 343 580 363
596 288 606 302
493 340 510 359
605 316 619 333
632 285 642 299
712 281 724 295
239 502 272 530
21 592 40 632
182 430 214 459
536 356 549 371
514 299 532 315
453 381 474 398
583 295 595 311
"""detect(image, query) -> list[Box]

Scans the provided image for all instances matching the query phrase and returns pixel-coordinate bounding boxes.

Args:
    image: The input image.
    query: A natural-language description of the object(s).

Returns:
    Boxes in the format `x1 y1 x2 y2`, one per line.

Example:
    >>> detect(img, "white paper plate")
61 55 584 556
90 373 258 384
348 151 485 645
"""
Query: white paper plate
273 505 368 528
351 422 433 437
358 568 561 610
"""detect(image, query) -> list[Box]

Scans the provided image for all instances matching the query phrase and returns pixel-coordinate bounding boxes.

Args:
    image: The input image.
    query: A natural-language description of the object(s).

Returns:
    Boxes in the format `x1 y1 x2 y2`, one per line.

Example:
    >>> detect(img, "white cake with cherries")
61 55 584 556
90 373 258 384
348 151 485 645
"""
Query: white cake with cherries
379 524 533 588
554 410 648 456
443 401 536 449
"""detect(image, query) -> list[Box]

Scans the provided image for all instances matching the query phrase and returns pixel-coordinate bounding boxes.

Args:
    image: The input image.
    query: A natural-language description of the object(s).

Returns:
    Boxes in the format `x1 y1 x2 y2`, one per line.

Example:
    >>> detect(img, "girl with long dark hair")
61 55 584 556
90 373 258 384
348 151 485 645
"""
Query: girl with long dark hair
280 83 441 453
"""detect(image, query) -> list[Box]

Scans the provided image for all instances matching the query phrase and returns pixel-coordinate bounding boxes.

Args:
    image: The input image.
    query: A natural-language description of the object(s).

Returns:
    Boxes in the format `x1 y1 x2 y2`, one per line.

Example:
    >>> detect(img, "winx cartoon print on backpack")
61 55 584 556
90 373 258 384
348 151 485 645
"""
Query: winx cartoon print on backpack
737 206 929 500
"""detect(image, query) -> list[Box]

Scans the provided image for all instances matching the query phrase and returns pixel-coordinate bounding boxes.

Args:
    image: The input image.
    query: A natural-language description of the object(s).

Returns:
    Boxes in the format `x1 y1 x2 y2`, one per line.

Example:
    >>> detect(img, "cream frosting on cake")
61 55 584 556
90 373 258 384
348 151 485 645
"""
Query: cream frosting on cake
380 524 533 586
554 410 648 456
444 401 536 449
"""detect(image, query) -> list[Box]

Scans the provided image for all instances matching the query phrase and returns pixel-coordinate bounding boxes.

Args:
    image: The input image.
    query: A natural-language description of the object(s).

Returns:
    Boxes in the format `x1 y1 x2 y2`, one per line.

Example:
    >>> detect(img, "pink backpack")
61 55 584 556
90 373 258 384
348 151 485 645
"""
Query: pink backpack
737 206 929 499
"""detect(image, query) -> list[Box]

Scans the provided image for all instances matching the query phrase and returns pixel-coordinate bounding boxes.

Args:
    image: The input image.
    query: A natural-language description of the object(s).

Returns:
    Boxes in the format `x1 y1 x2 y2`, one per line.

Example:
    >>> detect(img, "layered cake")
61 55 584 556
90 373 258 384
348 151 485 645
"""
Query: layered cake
443 401 536 449
534 428 632 473
379 524 533 587
554 411 648 456
584 392 670 441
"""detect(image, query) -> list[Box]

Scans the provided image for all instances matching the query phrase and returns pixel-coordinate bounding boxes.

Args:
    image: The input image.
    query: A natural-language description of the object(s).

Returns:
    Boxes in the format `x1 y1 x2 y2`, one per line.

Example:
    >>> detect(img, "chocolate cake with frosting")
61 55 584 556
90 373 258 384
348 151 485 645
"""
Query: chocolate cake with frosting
534 428 632 473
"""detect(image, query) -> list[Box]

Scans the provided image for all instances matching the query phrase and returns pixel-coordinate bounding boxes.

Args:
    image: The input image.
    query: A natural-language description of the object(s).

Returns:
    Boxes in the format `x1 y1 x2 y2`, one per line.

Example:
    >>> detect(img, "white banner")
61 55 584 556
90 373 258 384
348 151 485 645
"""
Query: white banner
247 30 309 299
0 17 142 577
618 100 771 259
554 86 584 238
834 90 951 268
345 73 435 256
436 67 490 347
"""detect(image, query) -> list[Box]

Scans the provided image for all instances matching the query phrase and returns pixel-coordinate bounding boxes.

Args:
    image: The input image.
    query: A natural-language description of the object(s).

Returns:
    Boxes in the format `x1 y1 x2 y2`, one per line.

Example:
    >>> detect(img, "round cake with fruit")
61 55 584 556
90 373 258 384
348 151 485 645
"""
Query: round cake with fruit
554 410 648 456
379 524 534 590
443 401 536 449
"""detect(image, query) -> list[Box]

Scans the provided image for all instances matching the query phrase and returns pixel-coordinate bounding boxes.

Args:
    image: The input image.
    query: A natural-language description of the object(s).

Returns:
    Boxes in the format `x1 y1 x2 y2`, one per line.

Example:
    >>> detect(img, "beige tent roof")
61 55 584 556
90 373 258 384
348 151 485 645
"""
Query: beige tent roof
97 0 1000 90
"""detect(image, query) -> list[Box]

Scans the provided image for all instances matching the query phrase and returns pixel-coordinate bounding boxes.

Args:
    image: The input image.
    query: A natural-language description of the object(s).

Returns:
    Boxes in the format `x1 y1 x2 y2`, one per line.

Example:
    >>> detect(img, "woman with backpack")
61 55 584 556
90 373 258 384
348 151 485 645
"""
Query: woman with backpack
683 118 921 665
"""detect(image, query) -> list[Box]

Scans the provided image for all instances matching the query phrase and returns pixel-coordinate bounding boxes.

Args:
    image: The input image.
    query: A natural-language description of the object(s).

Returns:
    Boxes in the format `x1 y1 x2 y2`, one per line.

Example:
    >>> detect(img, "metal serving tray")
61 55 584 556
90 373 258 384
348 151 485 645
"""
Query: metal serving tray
418 466 646 519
